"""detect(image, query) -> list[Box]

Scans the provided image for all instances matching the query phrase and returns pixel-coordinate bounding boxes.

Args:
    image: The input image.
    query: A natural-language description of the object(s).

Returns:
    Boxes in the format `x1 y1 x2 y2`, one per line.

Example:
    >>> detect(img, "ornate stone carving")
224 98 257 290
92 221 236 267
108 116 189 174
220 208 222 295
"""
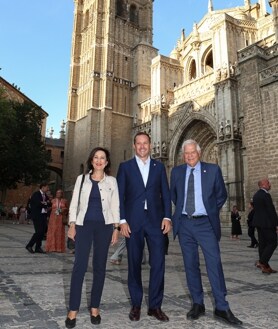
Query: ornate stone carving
219 122 224 140
225 120 231 138
161 94 167 108
161 141 167 156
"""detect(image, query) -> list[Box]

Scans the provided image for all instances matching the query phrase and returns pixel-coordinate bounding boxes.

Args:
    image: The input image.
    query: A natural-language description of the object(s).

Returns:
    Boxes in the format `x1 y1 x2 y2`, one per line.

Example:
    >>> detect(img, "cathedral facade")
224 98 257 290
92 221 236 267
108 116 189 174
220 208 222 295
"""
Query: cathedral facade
64 0 278 218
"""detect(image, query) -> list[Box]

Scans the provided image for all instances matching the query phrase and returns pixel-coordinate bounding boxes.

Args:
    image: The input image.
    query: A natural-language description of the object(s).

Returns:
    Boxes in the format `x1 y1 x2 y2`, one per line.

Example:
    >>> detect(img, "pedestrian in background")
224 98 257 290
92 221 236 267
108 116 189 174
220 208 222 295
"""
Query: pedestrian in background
231 205 242 240
25 183 50 254
12 204 18 224
246 201 258 248
110 237 147 265
65 147 120 328
45 189 68 253
18 205 27 224
252 178 278 274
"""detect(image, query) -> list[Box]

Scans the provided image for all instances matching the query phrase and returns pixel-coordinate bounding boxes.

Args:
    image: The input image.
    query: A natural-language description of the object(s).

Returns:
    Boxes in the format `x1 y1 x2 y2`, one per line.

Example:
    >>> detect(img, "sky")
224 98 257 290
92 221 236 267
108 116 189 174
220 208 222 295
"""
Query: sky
0 0 271 138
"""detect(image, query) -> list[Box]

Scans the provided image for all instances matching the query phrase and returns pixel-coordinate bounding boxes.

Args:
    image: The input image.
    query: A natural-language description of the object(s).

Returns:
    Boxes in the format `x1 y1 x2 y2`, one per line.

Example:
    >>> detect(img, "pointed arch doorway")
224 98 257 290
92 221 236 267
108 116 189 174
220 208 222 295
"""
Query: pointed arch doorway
171 119 217 167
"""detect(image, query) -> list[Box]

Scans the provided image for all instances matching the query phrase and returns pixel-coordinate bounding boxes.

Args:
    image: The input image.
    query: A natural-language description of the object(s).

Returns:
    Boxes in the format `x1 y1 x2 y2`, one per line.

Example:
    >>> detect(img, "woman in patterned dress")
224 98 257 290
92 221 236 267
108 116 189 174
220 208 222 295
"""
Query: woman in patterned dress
45 189 68 252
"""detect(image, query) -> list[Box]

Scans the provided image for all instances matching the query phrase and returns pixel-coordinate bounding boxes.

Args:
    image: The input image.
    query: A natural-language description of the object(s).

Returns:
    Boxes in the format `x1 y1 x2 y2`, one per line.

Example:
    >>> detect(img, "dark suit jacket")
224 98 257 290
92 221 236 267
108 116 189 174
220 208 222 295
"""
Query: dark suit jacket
252 189 278 228
30 190 49 219
117 157 171 231
170 161 227 241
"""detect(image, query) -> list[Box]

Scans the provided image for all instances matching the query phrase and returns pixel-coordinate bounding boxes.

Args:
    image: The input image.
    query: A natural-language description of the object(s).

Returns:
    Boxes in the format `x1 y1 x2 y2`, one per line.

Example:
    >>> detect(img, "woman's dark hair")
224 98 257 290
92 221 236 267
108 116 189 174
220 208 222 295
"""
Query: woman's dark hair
86 147 111 175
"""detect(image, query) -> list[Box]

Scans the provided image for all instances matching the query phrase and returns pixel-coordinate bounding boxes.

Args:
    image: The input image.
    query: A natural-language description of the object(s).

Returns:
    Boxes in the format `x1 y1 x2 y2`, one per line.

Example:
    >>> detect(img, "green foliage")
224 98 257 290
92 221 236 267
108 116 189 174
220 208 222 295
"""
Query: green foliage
0 93 51 190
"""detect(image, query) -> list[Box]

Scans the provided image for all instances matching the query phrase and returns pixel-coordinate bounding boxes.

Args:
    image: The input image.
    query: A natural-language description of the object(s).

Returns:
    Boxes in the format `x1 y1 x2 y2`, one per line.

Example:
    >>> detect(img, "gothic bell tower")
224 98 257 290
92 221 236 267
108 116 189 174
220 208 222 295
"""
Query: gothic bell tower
64 0 157 189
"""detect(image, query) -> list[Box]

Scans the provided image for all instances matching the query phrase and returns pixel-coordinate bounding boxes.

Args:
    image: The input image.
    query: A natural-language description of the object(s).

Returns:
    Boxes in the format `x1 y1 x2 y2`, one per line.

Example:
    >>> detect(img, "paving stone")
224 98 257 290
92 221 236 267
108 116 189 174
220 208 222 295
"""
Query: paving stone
0 221 277 328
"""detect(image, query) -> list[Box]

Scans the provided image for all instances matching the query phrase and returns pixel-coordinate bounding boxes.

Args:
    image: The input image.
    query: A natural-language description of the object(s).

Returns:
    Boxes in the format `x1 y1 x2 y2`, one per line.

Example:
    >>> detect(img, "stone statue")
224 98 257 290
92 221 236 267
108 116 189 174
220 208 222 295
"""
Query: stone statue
161 141 167 156
219 122 224 139
216 68 221 81
225 120 231 138
161 94 166 108
229 62 235 76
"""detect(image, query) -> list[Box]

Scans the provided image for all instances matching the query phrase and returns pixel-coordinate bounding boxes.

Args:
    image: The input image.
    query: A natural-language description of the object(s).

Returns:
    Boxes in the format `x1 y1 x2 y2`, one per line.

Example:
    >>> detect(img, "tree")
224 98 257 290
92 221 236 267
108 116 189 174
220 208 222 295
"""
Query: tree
0 91 51 198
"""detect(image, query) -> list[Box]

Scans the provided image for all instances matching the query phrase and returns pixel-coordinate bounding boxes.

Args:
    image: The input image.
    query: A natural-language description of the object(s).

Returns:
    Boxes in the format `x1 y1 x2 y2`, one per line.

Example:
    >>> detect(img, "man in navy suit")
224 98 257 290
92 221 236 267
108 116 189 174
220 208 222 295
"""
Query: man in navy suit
170 139 242 326
26 183 50 254
117 132 171 322
252 178 278 273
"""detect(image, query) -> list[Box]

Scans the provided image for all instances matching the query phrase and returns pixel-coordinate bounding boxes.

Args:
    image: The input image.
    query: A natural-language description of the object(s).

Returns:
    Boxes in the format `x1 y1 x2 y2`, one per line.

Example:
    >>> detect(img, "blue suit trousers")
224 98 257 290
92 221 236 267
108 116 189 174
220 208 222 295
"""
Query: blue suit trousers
178 216 229 310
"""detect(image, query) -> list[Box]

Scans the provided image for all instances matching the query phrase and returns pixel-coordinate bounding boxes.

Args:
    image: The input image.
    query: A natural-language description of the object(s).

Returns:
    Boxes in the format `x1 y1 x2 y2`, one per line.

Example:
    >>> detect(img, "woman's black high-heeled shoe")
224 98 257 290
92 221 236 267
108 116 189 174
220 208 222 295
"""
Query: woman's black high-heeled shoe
65 316 76 328
91 314 101 325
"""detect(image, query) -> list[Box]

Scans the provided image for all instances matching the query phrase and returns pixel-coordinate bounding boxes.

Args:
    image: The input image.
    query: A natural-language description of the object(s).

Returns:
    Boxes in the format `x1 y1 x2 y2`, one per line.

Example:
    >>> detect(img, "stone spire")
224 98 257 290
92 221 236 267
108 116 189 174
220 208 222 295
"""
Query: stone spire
191 23 201 50
259 0 267 16
208 0 213 12
59 120 66 139
49 127 54 139
244 0 251 8
181 28 185 42
269 0 278 42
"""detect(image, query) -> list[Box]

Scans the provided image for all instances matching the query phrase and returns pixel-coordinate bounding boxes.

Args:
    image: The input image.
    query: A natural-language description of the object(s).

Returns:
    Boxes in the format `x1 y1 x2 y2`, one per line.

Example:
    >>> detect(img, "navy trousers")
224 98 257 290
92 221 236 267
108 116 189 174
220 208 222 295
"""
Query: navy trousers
126 214 165 309
26 213 47 250
69 220 113 310
178 216 229 310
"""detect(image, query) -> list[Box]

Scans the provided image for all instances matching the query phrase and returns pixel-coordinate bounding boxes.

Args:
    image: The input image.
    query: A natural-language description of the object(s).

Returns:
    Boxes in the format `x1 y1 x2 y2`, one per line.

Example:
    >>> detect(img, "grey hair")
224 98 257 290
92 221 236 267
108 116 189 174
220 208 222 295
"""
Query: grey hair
181 139 201 153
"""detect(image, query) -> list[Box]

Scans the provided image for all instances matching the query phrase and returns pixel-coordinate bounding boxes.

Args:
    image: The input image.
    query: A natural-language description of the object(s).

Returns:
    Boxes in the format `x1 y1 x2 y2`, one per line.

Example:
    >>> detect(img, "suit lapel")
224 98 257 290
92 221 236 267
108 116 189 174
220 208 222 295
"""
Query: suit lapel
146 159 156 188
177 164 186 197
131 157 146 187
200 162 208 199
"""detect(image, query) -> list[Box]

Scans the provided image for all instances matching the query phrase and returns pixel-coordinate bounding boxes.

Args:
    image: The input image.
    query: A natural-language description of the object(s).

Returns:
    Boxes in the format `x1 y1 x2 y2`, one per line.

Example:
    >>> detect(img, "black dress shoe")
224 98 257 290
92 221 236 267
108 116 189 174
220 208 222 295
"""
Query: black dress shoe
91 314 101 325
26 246 34 254
65 317 76 328
129 306 141 321
35 248 46 254
147 308 169 322
214 309 242 325
187 303 205 320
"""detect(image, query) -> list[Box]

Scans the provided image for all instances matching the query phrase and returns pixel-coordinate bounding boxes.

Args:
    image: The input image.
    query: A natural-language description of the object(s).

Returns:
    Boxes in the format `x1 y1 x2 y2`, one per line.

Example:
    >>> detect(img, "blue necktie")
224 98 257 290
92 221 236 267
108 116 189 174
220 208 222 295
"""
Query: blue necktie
185 168 195 216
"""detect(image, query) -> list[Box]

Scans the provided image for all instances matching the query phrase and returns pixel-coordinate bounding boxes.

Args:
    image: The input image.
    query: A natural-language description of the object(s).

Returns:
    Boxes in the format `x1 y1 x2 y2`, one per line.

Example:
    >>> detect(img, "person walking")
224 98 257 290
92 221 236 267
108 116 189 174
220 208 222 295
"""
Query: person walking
110 238 147 265
45 189 68 253
246 201 258 248
65 147 120 328
18 205 27 224
230 205 242 239
170 139 242 326
12 204 18 224
25 183 50 254
252 178 278 274
117 132 171 322
110 237 127 265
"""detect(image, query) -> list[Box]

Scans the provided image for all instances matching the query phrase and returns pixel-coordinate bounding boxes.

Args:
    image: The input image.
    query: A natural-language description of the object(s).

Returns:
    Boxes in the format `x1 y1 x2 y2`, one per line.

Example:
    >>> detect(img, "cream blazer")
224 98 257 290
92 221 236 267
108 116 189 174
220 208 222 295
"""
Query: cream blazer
69 173 120 225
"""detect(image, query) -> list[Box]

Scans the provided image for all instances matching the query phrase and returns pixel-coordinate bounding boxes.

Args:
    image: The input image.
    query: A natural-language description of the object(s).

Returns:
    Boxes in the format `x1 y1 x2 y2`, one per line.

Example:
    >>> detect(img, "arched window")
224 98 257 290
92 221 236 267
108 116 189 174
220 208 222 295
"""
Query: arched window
116 0 126 18
130 4 138 24
202 47 214 74
189 59 197 80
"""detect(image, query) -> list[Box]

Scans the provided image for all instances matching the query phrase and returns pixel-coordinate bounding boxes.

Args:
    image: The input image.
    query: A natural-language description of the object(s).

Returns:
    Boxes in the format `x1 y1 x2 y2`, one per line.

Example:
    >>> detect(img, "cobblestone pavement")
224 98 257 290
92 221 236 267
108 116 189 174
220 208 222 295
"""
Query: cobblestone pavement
0 220 277 329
